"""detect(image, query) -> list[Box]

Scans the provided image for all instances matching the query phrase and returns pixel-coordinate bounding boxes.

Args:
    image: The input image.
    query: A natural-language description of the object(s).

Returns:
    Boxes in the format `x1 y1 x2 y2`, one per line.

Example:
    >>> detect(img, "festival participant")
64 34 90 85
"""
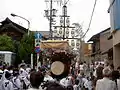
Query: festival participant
19 64 30 89
0 71 13 90
96 67 117 90
76 70 84 89
28 71 44 90
117 73 120 90
0 66 3 85
1 66 9 83
12 69 22 90
73 79 81 90
111 70 120 90
84 77 93 90
44 70 55 82
0 66 3 81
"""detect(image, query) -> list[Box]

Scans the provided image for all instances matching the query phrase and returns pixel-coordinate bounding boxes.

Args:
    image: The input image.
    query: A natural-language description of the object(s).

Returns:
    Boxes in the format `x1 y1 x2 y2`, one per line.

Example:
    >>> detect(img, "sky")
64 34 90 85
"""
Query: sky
0 0 110 41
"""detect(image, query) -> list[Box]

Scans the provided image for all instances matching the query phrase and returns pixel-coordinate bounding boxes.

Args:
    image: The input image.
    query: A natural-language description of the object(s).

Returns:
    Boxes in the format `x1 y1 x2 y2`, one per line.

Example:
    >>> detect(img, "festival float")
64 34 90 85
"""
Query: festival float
40 40 75 79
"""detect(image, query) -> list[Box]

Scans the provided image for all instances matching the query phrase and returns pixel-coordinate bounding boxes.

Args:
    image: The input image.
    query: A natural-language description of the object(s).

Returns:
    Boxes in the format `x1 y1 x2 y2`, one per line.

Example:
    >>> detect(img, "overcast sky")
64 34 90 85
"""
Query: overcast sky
0 0 110 41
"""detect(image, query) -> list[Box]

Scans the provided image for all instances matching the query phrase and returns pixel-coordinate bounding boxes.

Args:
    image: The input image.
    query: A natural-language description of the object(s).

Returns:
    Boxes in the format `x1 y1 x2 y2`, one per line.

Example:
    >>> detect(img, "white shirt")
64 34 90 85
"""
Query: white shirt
84 80 93 90
60 78 66 87
1 69 9 81
73 85 81 90
65 77 73 87
117 79 120 90
0 79 13 90
28 88 43 90
75 62 79 69
0 69 3 75
12 76 21 89
44 75 54 82
26 68 31 74
79 65 84 71
19 68 28 77
27 86 43 90
96 77 117 90
60 76 73 87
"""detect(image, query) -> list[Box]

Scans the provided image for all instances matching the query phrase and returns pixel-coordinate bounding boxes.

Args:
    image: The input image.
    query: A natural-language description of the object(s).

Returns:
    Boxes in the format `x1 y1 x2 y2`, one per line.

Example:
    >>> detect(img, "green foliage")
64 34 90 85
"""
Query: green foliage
18 32 34 63
0 34 15 52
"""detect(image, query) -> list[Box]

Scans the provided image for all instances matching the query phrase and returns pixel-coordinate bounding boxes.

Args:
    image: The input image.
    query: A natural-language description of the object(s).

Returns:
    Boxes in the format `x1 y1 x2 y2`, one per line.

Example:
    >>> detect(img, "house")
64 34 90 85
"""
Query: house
83 43 92 63
88 28 113 63
0 17 28 40
109 0 120 69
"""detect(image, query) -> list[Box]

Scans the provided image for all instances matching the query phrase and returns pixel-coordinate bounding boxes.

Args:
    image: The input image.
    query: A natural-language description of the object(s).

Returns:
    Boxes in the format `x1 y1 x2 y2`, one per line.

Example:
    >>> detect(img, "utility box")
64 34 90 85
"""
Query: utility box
0 51 16 65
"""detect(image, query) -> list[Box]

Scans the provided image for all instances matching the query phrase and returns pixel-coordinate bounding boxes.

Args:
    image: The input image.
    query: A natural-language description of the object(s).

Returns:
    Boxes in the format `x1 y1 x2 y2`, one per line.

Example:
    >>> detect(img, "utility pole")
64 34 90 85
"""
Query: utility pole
44 0 59 39
49 0 53 38
63 5 66 39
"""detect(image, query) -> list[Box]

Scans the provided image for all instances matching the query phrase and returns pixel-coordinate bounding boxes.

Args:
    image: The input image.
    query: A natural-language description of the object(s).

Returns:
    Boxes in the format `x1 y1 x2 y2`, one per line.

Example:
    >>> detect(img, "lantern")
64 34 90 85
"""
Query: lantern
76 39 80 49
60 17 63 26
53 27 58 37
59 27 63 37
65 28 69 38
66 17 70 26
71 40 75 49
71 28 75 38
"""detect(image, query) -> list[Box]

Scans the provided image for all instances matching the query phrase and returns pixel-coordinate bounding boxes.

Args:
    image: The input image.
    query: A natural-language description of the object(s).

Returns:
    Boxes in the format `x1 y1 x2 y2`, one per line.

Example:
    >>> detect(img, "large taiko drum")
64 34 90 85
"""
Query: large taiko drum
50 61 70 79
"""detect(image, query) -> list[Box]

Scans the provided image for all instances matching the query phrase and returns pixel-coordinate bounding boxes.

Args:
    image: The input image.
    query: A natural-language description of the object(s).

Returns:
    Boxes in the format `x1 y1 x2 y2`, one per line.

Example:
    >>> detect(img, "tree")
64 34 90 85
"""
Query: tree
18 32 34 63
0 34 15 52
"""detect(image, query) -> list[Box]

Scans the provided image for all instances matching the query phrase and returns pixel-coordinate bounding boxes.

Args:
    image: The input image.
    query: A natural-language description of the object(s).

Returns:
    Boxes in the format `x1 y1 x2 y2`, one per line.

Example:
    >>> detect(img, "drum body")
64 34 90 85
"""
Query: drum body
50 52 73 79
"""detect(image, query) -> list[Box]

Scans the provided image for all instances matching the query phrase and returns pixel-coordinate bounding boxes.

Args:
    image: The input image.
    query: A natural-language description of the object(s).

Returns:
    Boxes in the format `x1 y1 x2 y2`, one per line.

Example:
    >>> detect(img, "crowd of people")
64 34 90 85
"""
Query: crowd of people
0 60 120 90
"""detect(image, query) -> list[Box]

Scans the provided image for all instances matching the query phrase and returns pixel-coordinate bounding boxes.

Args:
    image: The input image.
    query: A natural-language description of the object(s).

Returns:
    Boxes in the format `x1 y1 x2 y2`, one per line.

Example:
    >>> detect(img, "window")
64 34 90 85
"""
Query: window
0 54 5 62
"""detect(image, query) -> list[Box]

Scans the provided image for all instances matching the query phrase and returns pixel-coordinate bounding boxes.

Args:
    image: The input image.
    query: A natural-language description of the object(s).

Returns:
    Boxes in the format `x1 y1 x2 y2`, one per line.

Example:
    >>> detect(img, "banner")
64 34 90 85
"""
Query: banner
40 40 69 50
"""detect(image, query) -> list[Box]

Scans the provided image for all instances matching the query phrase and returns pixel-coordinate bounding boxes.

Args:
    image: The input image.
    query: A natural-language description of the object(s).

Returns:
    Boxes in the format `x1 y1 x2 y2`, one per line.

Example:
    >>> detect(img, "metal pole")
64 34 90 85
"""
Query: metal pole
63 5 66 40
31 54 33 69
80 39 82 61
27 21 30 35
49 0 53 39
37 53 39 71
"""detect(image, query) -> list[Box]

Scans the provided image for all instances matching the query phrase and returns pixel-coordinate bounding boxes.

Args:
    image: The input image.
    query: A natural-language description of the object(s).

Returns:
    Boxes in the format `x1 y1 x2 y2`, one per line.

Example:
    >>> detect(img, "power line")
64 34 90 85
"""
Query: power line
61 0 70 6
65 0 70 5
82 0 98 38
107 0 115 13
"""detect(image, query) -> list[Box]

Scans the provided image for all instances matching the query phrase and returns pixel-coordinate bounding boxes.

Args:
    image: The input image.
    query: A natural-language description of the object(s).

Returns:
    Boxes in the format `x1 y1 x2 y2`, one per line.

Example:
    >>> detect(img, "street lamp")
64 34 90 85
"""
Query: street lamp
11 13 30 35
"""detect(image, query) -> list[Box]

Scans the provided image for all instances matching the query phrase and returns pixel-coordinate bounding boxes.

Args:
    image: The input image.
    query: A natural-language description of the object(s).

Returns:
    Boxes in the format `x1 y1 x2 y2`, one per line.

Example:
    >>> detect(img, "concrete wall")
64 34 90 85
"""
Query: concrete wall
100 30 113 53
113 30 120 46
113 44 120 69
113 30 120 69
5 53 11 65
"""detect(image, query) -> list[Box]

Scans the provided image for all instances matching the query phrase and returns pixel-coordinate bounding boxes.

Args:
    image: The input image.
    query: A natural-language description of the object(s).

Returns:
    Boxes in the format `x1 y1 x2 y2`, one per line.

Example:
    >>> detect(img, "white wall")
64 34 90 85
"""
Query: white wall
5 53 12 65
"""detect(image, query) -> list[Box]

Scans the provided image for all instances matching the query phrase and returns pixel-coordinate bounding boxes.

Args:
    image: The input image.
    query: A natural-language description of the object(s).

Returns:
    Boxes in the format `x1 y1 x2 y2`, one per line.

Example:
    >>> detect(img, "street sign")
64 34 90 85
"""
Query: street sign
35 46 40 53
35 39 41 47
35 33 42 39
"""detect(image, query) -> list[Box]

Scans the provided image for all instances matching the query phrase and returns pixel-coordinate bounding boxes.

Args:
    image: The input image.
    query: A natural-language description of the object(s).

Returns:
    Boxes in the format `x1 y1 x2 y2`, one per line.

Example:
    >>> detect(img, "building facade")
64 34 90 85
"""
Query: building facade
88 28 113 63
0 18 27 40
109 0 120 69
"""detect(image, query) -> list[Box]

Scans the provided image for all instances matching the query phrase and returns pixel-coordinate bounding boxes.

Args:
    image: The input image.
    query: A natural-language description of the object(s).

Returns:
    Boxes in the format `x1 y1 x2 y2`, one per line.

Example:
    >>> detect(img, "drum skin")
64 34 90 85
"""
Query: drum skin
51 61 65 75
50 52 73 79
50 61 70 79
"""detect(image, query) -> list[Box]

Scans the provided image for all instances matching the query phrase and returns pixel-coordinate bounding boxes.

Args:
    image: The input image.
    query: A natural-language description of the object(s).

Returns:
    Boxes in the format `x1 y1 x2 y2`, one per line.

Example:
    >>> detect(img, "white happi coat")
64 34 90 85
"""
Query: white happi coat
0 79 13 90
117 79 120 90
